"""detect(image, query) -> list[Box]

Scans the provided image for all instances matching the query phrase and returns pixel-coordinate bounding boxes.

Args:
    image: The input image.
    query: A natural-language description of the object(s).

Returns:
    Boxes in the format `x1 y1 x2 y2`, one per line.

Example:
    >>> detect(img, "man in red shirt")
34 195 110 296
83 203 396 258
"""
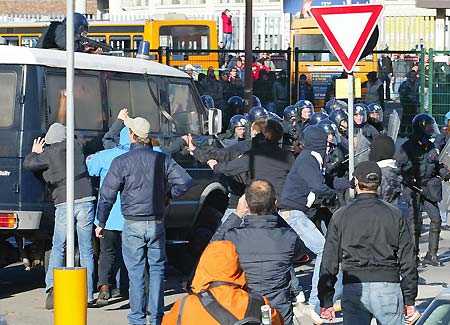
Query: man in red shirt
221 9 233 49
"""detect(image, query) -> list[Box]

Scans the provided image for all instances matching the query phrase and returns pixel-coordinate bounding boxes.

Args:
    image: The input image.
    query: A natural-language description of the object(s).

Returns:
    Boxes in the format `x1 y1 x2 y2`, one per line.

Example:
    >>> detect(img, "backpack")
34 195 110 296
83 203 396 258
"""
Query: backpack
177 284 265 325
36 21 62 49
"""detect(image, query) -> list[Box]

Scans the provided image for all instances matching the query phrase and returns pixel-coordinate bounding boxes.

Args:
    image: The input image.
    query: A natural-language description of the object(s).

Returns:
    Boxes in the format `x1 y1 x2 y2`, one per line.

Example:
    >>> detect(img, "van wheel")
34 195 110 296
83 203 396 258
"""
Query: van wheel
188 206 223 259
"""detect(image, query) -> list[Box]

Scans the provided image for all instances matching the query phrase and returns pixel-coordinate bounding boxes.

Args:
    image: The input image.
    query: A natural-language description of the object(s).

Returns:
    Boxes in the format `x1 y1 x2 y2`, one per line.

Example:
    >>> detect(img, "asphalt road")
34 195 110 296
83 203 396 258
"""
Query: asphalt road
0 221 449 325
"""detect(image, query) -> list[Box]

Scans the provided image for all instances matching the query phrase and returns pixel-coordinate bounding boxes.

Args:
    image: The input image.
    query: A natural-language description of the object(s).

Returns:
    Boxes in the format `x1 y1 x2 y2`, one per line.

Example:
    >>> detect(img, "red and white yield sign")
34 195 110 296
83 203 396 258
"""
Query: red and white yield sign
310 4 383 73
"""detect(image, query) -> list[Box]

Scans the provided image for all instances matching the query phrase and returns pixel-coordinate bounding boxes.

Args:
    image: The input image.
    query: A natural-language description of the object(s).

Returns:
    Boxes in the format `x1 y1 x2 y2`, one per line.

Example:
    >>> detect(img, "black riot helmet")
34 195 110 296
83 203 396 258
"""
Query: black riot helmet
229 114 248 129
200 95 215 109
324 99 348 115
252 95 262 108
227 96 244 115
63 13 89 38
309 112 329 126
412 113 438 141
353 103 368 125
283 105 298 121
295 99 314 112
367 103 383 122
247 106 269 122
318 119 340 144
329 109 349 136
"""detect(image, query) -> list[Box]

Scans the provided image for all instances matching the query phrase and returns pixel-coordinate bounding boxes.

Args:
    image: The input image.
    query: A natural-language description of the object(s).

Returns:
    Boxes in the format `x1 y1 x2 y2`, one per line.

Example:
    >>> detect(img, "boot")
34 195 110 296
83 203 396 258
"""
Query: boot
422 221 442 267
96 285 110 306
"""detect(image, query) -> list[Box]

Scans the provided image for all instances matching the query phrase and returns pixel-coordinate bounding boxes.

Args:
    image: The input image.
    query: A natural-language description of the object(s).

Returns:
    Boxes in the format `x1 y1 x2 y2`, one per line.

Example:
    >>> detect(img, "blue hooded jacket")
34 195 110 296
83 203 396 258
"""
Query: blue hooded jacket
86 127 131 231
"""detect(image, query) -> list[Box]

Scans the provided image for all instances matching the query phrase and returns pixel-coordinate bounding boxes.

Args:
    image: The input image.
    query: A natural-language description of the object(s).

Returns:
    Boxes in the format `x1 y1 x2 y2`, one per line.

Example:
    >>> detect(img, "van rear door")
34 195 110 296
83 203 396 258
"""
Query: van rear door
0 65 22 211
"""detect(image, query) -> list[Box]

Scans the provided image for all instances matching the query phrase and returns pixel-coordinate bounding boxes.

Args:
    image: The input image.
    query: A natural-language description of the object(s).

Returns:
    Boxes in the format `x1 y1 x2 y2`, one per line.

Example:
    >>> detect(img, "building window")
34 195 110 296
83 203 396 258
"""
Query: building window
121 0 149 7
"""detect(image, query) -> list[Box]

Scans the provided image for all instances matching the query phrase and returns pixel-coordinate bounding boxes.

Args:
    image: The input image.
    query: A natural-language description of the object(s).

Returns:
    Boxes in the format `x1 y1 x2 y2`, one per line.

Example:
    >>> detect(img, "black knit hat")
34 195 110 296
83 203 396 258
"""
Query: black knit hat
354 161 382 184
369 135 395 162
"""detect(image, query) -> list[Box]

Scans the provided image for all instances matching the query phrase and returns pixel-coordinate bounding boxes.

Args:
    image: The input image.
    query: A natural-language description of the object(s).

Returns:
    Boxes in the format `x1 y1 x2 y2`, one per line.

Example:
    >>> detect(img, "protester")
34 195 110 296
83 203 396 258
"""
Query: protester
396 113 449 267
23 116 95 309
207 119 294 197
378 52 393 100
95 116 192 325
213 180 306 325
254 70 273 107
86 109 131 306
162 240 283 325
279 125 340 323
221 9 233 50
368 135 402 205
273 72 289 114
318 161 419 325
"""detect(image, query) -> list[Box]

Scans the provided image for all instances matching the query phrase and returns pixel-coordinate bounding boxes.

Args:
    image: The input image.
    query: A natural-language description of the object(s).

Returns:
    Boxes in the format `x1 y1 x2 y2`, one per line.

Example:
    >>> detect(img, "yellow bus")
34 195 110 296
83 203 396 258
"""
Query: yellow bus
0 19 219 70
291 17 379 107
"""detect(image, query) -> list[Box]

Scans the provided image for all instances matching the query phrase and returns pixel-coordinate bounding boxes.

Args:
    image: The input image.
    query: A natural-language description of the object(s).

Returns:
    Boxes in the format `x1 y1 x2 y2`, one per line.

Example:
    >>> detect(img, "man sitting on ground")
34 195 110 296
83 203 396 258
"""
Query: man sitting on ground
162 240 282 325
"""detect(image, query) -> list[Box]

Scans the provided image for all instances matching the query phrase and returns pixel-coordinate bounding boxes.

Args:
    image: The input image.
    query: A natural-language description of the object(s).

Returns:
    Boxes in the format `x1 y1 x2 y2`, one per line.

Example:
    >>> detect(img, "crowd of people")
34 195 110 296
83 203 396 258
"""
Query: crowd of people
23 64 448 325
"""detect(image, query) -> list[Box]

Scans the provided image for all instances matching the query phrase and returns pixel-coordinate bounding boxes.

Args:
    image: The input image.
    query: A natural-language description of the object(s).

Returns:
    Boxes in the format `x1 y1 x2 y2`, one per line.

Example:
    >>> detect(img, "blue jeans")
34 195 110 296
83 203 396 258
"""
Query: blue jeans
223 33 233 49
343 282 405 325
122 220 166 325
280 210 342 309
45 201 95 301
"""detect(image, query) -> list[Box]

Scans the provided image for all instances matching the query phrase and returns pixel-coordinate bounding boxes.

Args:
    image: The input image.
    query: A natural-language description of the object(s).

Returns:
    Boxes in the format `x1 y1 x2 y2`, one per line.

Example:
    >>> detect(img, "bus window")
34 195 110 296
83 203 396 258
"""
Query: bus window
167 81 201 134
110 36 131 51
133 35 143 50
90 35 106 43
46 73 103 130
294 34 337 62
160 25 209 52
3 36 19 46
21 36 39 48
0 72 17 127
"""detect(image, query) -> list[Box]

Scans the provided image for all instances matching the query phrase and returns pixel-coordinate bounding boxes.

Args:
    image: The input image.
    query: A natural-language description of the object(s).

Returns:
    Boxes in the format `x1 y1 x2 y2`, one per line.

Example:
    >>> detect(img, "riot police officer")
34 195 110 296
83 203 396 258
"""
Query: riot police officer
282 105 299 153
201 95 215 109
295 100 314 142
353 103 379 142
220 114 248 148
367 103 384 133
396 114 450 266
309 112 329 126
324 99 347 115
329 109 349 154
225 96 245 129
247 106 269 123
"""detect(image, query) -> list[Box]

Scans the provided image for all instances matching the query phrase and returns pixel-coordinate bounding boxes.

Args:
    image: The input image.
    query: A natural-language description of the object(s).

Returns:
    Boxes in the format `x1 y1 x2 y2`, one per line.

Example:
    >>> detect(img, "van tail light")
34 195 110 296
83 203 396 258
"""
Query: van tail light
0 213 18 229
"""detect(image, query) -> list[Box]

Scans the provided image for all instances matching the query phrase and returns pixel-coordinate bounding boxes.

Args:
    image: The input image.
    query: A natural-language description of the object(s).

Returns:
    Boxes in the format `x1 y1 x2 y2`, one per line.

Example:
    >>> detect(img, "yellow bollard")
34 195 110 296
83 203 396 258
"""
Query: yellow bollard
54 267 87 325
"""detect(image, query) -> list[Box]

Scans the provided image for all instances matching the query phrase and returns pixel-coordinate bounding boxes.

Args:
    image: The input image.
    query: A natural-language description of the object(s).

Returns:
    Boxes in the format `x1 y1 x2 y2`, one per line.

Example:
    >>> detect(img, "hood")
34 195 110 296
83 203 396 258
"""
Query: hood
119 127 131 149
303 126 328 154
45 123 66 144
369 134 395 162
191 241 246 293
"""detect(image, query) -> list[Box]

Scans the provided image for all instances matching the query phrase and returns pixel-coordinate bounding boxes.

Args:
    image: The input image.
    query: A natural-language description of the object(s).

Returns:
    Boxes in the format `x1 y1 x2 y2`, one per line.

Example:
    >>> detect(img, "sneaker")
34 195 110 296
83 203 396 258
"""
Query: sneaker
45 288 53 310
422 254 443 267
96 285 110 307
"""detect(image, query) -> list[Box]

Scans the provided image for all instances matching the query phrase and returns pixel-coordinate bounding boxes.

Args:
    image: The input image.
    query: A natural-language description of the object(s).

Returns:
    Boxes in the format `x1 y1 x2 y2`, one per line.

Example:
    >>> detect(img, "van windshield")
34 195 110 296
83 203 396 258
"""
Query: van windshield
0 72 17 127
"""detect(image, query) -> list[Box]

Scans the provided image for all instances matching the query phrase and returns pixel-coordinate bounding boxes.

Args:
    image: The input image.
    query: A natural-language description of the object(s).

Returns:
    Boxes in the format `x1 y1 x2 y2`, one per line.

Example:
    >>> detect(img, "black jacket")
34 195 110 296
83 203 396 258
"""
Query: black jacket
24 141 93 205
396 137 448 202
97 143 192 227
212 136 294 197
318 193 417 308
280 149 336 213
214 213 304 324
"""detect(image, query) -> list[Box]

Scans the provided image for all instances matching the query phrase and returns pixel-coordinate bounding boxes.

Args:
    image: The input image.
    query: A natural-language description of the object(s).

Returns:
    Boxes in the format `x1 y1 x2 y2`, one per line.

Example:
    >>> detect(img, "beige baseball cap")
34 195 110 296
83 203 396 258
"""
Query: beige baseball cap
124 117 150 139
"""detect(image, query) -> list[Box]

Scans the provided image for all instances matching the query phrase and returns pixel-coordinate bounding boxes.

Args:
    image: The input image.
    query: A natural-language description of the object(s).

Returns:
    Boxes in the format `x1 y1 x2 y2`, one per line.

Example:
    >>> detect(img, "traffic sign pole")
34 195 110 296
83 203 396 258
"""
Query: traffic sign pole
347 74 355 197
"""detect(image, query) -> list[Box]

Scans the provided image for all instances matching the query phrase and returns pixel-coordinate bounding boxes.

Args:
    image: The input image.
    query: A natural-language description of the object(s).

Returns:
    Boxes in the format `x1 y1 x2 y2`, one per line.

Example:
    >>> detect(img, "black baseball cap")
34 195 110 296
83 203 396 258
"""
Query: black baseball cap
354 161 382 184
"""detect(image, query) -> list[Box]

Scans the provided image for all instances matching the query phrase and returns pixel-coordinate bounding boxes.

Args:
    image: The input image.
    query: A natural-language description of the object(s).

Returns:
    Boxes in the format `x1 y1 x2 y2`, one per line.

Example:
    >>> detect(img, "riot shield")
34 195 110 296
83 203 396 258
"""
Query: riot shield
387 110 401 142
439 137 450 170
354 131 371 166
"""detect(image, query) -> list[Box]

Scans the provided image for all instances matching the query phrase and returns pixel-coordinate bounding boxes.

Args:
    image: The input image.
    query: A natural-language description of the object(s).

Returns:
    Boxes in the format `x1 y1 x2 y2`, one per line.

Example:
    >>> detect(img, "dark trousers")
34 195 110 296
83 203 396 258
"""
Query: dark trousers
98 229 128 292
410 192 442 257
